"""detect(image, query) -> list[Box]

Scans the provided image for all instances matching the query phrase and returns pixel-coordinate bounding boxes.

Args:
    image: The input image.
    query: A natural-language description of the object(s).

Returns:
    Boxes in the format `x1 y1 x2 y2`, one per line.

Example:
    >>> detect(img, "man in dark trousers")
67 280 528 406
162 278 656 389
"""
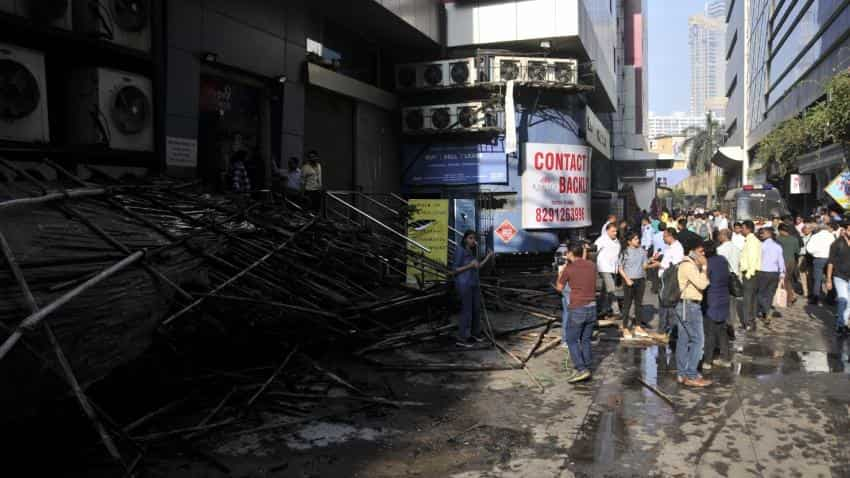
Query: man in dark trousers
826 223 850 335
555 244 598 384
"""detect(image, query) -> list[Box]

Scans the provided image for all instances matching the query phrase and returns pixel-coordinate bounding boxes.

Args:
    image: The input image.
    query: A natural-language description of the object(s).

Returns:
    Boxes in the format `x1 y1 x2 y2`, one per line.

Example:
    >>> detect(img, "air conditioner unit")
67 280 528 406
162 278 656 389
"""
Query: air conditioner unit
0 43 50 143
419 61 448 88
395 63 418 90
491 56 528 83
401 107 425 133
455 102 485 130
74 0 150 52
552 59 579 84
18 0 73 29
68 67 153 151
425 105 452 130
447 58 476 86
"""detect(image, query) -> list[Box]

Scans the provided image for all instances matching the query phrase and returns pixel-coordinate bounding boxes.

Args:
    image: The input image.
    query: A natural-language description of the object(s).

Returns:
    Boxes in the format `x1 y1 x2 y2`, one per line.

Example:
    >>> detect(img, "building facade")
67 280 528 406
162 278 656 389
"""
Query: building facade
721 0 850 206
648 112 723 138
689 1 727 117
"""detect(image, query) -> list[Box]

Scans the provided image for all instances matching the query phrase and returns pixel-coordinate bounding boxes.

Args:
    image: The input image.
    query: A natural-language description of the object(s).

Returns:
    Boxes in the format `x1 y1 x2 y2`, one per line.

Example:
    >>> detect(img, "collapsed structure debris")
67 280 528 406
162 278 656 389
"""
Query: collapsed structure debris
0 158 576 475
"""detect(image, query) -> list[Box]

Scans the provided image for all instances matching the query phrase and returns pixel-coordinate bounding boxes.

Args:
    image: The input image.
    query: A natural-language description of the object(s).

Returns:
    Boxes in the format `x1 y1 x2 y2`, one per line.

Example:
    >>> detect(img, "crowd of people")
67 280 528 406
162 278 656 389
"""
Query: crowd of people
556 208 850 386
228 149 324 211
451 207 850 387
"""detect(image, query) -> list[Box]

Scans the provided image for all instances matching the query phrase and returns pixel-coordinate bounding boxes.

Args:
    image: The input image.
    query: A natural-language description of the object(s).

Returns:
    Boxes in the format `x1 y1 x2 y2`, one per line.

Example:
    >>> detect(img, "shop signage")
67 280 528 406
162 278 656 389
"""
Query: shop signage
406 199 449 287
165 136 197 167
521 142 592 229
584 106 610 159
495 219 518 244
402 140 508 186
789 174 812 194
825 170 850 210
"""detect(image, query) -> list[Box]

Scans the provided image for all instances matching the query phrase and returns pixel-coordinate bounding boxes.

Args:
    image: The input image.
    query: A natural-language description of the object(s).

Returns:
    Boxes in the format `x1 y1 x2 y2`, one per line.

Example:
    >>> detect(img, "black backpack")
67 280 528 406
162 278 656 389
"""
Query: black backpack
660 264 682 307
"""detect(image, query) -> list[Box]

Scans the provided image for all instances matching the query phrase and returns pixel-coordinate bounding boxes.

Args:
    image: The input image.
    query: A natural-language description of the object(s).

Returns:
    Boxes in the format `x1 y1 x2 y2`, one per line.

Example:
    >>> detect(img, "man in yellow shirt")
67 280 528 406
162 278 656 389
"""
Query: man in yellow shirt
739 220 762 332
676 242 712 387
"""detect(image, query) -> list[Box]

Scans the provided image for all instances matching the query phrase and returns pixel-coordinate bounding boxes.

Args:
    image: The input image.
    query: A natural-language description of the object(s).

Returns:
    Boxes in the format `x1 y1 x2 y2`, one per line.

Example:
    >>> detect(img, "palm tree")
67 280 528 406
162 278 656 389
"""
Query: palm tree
682 113 725 209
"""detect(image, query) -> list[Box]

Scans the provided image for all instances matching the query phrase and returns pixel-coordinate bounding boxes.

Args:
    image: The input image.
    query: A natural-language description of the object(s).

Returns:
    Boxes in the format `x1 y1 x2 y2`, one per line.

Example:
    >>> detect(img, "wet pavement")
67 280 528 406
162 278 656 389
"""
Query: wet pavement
144 294 850 478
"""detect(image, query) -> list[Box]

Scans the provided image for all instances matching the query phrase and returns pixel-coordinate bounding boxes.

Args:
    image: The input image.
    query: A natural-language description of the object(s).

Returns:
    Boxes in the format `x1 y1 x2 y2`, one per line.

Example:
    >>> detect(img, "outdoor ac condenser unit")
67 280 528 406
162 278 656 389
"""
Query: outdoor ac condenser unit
67 67 153 151
425 104 452 130
18 0 73 29
402 107 426 132
0 42 50 143
74 0 150 52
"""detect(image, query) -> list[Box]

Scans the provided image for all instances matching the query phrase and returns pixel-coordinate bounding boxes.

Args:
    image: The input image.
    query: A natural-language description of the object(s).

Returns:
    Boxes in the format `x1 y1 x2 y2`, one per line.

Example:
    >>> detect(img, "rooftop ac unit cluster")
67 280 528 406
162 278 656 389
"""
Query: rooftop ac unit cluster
396 55 577 135
395 56 578 90
402 102 499 133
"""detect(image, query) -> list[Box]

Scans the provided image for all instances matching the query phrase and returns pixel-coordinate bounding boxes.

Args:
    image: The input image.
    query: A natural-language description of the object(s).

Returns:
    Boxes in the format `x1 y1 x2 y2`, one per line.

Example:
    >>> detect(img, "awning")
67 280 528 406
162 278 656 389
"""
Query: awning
711 146 745 170
308 62 397 111
613 148 673 168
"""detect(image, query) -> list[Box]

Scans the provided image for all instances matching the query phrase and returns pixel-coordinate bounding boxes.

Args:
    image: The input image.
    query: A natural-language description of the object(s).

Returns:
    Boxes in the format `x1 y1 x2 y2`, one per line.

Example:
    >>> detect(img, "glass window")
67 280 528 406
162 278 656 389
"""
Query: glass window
768 3 850 106
747 0 771 133
770 0 797 39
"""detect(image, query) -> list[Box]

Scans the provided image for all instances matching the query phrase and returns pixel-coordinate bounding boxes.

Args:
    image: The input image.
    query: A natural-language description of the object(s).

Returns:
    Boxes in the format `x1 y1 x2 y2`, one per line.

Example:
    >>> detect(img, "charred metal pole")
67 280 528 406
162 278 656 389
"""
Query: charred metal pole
0 232 127 468
0 250 145 361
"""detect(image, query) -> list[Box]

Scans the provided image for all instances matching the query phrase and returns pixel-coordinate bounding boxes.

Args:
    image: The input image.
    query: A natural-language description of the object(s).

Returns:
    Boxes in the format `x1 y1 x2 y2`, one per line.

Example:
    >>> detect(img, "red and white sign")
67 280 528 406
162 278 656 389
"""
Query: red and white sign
495 219 518 244
521 143 592 229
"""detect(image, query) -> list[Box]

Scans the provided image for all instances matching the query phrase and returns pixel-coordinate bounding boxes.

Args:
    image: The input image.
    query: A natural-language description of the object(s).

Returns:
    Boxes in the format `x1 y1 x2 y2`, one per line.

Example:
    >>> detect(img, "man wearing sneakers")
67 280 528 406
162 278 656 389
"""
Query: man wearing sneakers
555 244 598 383
676 242 712 387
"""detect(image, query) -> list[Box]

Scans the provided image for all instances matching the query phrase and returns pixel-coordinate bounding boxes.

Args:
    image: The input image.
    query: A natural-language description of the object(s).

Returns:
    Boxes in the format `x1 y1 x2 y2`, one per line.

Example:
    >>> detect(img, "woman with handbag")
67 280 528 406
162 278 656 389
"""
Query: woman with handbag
702 241 732 370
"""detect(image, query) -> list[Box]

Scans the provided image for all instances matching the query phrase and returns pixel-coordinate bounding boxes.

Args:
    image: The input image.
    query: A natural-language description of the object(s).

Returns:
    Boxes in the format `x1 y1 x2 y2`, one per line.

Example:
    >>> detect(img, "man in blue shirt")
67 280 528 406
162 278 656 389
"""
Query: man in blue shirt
756 227 786 322
452 231 493 347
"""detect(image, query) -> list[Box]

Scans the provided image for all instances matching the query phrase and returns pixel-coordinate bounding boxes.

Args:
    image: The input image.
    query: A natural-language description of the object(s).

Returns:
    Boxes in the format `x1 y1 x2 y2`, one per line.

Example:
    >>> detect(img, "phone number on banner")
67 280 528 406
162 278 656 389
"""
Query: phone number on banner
535 207 587 223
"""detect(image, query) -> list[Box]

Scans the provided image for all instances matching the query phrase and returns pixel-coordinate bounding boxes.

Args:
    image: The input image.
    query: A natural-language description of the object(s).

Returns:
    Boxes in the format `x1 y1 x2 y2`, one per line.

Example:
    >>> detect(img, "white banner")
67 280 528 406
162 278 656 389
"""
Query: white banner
790 174 812 194
504 80 517 155
166 136 198 167
522 143 592 229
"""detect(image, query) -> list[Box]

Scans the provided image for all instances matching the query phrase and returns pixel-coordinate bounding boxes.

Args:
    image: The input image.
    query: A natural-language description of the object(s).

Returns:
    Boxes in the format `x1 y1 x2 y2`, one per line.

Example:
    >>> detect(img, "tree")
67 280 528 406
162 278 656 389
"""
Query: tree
754 71 850 176
681 113 725 209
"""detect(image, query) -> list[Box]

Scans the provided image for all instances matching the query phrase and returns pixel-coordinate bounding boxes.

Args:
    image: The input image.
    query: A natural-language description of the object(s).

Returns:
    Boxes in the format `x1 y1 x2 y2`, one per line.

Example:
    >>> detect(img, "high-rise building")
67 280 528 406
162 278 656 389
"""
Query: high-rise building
648 112 723 139
719 0 850 204
689 0 727 117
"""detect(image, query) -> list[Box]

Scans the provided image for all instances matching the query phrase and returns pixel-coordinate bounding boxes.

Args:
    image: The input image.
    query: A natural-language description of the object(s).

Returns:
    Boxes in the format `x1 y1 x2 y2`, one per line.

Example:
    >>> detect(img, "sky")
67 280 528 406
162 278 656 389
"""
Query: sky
647 0 707 115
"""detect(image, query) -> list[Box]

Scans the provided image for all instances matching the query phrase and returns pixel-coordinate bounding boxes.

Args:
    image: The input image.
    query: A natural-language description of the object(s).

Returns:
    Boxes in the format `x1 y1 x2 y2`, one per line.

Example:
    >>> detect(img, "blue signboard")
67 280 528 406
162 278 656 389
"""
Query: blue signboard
403 140 508 186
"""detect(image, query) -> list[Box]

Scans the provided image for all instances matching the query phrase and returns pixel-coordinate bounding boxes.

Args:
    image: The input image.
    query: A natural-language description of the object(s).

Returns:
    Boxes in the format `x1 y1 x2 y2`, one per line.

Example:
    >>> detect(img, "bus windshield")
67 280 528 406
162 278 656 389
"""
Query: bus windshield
734 189 788 221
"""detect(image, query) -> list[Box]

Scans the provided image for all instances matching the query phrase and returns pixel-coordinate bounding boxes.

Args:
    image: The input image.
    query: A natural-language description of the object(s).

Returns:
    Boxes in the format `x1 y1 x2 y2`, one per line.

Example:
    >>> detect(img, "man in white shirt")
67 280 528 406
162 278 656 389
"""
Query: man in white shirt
640 217 654 252
601 214 617 237
646 227 685 335
714 211 729 232
715 229 739 273
594 223 621 316
731 222 746 250
805 225 836 305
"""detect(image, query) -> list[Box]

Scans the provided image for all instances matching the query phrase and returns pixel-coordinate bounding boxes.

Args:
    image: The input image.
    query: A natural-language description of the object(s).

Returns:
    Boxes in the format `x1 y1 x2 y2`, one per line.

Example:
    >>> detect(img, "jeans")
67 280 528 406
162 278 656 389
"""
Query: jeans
622 278 646 329
676 300 705 380
599 272 619 315
458 286 481 339
811 257 828 302
756 271 780 318
565 304 597 372
560 284 571 344
742 275 759 328
834 276 850 330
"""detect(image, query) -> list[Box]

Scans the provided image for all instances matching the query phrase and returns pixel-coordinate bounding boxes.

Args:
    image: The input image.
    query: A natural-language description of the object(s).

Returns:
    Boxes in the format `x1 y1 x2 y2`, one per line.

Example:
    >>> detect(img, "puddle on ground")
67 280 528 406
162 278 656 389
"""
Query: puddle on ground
284 422 390 450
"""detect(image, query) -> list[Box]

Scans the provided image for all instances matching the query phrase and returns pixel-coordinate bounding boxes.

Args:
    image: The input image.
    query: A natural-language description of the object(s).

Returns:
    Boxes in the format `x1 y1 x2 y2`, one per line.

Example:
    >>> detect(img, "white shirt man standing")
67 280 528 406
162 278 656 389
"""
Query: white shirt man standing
594 223 621 316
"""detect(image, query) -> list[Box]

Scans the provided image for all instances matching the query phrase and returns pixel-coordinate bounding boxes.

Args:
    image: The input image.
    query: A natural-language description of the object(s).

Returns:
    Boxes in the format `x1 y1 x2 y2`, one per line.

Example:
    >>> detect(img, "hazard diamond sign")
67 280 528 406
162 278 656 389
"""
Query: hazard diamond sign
495 219 518 244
